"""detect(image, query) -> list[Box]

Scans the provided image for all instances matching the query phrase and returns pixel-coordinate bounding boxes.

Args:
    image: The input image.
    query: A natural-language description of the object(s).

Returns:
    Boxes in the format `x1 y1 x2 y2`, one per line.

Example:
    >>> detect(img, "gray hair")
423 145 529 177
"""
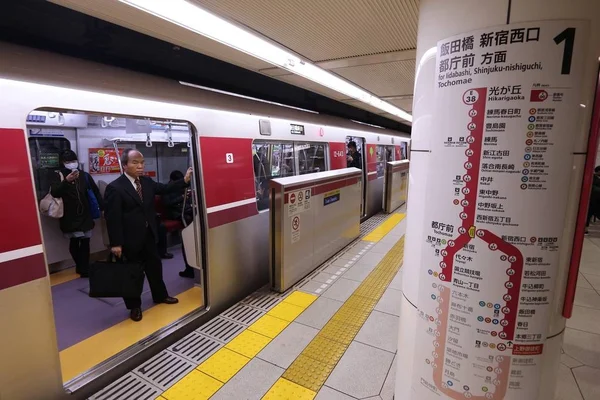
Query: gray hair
120 148 136 166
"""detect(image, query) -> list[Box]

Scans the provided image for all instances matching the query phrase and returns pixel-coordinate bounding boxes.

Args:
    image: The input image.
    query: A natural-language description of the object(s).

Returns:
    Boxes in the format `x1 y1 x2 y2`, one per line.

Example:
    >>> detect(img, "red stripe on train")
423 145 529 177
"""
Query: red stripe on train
207 202 258 228
0 129 42 253
0 253 46 291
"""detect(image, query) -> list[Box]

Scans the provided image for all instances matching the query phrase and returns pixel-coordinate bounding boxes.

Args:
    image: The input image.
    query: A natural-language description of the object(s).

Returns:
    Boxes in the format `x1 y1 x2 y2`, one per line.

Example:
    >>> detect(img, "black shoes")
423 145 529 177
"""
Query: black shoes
156 296 179 305
130 308 143 322
160 252 174 259
179 269 194 278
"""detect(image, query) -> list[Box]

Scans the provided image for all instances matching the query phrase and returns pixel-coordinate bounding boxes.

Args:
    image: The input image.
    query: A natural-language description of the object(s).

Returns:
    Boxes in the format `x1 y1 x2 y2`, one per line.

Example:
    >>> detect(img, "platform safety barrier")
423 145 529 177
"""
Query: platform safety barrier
383 160 409 213
269 168 362 292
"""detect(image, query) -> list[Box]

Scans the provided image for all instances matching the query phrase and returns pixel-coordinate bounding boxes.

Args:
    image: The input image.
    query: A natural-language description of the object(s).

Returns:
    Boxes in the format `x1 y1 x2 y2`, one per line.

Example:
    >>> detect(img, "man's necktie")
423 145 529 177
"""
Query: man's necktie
134 178 143 201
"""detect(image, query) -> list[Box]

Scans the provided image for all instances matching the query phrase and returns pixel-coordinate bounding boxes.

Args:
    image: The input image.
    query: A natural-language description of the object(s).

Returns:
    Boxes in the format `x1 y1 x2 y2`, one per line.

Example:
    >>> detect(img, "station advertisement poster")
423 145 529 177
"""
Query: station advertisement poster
89 148 122 174
412 20 588 399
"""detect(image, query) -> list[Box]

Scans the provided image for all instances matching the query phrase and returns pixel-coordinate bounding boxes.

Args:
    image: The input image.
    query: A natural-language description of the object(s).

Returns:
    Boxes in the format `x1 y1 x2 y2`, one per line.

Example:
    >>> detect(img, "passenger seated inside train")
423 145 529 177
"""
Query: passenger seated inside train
50 150 103 278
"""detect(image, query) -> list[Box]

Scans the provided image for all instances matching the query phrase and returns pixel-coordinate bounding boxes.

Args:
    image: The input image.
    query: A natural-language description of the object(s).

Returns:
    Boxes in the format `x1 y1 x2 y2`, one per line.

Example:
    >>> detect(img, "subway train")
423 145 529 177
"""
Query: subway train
0 42 410 398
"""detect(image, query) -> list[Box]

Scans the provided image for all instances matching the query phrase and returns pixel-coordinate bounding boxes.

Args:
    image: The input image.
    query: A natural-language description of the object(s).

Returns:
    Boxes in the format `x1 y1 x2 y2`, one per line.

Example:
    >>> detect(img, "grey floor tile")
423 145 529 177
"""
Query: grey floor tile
358 252 385 266
574 288 600 309
343 262 377 283
578 274 594 289
355 311 399 353
325 341 394 399
210 358 283 400
370 243 395 254
562 353 584 368
555 364 584 400
584 273 600 290
312 272 342 285
388 270 403 291
563 328 600 369
381 356 396 400
257 322 318 369
363 397 383 400
573 366 600 400
299 279 329 295
295 296 344 329
375 288 402 316
321 278 361 302
331 258 357 268
322 264 347 275
566 306 600 334
315 386 358 400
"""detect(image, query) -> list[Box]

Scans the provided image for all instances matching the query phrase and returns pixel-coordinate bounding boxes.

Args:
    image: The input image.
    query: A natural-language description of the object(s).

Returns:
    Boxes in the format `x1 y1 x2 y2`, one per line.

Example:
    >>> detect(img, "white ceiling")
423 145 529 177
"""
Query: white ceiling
52 0 418 124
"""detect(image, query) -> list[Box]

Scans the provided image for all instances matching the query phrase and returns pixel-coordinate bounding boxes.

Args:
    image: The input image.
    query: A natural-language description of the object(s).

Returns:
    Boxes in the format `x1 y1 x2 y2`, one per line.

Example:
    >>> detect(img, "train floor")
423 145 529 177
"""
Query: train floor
88 210 600 400
50 248 203 383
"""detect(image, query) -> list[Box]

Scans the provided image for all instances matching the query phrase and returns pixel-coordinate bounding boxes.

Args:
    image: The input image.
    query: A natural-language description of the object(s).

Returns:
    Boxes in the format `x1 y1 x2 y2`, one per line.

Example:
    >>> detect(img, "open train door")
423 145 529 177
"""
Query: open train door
180 126 204 284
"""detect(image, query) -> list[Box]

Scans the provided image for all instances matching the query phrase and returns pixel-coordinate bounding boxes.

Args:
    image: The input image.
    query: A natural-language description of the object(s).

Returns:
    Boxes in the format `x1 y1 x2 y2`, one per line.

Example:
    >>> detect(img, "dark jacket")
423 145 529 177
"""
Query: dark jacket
347 151 362 169
50 168 103 233
162 186 192 222
104 174 188 256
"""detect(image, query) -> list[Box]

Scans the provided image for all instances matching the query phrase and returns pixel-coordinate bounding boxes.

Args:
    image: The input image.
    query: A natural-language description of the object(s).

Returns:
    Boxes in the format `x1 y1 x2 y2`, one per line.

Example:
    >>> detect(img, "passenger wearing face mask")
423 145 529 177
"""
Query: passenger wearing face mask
50 150 104 277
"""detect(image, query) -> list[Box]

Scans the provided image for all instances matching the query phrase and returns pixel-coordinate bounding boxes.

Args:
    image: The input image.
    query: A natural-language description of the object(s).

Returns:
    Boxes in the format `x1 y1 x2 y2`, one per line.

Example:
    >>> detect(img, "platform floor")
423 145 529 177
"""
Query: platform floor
88 212 600 400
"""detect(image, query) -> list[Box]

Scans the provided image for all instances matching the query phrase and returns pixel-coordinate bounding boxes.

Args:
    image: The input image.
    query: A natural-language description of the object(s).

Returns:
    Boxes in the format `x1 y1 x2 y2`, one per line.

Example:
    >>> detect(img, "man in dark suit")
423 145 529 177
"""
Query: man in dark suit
104 148 192 321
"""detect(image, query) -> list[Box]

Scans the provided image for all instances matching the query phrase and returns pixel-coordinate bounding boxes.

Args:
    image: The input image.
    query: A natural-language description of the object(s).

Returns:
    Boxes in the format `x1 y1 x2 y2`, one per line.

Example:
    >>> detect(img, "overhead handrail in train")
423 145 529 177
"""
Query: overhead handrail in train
165 122 174 148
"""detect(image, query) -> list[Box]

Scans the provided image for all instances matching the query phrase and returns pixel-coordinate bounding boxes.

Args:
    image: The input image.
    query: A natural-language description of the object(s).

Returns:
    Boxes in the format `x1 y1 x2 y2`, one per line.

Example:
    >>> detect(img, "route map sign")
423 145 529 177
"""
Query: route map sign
413 20 588 399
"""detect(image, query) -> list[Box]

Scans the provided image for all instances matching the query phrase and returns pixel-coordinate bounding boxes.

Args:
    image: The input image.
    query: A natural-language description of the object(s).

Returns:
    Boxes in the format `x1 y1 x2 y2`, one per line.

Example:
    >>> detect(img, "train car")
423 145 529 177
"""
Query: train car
0 41 410 398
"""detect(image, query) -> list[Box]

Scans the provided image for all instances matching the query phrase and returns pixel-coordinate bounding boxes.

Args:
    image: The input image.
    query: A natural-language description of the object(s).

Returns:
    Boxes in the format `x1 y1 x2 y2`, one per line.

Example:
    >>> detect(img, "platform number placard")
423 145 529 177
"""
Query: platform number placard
226 153 234 164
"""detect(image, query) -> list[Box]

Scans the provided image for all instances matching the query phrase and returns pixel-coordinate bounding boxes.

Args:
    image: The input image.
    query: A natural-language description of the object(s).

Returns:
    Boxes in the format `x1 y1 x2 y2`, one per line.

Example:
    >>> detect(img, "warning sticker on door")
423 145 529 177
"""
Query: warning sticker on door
288 189 312 216
291 215 301 243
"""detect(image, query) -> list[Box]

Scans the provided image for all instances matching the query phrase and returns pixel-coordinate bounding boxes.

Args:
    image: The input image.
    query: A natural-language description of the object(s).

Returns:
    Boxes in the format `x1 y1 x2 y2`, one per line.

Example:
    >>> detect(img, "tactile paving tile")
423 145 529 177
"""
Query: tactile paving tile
225 329 272 358
319 320 362 345
248 314 291 338
283 291 317 308
197 347 250 383
161 370 222 400
283 354 335 392
267 301 306 322
262 378 316 400
303 336 348 366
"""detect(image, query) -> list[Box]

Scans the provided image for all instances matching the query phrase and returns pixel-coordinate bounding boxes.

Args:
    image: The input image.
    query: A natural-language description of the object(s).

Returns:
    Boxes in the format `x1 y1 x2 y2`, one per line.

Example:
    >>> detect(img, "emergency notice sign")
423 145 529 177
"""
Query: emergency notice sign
412 20 588 400
288 189 312 216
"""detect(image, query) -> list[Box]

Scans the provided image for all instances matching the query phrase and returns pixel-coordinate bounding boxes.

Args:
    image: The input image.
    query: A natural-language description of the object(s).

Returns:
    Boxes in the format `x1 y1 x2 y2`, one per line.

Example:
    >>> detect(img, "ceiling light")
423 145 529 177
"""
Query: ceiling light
179 81 319 113
118 0 412 123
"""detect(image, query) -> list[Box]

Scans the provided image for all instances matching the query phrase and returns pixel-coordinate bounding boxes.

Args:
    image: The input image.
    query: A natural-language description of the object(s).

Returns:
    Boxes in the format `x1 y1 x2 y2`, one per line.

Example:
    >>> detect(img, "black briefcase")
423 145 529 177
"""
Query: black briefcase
89 254 144 298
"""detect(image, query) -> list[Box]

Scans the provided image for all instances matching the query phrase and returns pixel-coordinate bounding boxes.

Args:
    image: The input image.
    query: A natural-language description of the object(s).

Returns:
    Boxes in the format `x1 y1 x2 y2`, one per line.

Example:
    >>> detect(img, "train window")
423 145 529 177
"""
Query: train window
252 140 328 211
385 145 395 162
376 145 386 178
296 142 326 175
28 137 72 200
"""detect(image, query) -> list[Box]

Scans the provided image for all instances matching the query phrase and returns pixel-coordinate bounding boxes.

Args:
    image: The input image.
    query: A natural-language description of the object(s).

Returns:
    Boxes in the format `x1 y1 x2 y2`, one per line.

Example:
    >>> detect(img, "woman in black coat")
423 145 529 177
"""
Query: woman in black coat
50 150 103 277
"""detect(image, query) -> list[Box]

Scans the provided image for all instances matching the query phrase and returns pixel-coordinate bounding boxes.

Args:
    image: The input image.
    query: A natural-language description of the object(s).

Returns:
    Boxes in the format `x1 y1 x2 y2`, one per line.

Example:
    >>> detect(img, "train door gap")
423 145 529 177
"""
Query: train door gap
25 108 207 391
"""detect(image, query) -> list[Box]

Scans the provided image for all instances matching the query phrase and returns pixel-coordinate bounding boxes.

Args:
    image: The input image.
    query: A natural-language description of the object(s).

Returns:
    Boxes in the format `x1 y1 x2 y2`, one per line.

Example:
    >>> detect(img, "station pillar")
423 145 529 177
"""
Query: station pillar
396 1 600 399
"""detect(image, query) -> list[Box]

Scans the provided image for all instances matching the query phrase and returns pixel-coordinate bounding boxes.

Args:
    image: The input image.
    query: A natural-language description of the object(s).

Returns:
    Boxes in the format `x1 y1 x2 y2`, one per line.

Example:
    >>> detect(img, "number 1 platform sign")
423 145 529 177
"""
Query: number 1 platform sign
413 20 588 400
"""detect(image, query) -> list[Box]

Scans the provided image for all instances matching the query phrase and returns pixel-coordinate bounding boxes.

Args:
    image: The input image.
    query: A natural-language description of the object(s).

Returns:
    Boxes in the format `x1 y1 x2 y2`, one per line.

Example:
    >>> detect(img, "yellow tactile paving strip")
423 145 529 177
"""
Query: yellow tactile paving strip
265 236 405 398
362 212 405 242
161 291 317 400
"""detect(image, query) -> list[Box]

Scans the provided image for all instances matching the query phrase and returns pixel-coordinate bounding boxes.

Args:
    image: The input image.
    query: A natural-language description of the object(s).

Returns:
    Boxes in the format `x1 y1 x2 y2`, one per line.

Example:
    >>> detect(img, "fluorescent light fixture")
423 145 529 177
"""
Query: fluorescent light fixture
118 0 412 123
351 120 386 129
179 81 319 114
